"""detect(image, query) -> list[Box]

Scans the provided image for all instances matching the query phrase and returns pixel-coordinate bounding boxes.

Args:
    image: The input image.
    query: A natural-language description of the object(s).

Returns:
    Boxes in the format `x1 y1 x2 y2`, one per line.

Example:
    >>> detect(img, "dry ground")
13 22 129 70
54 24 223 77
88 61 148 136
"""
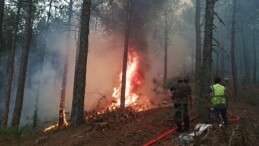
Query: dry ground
1 85 259 146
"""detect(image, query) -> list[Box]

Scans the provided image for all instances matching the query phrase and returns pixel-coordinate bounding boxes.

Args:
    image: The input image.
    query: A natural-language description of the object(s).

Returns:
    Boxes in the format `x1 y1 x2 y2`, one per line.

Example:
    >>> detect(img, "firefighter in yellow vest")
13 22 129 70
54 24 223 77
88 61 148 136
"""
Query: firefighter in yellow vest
209 77 228 127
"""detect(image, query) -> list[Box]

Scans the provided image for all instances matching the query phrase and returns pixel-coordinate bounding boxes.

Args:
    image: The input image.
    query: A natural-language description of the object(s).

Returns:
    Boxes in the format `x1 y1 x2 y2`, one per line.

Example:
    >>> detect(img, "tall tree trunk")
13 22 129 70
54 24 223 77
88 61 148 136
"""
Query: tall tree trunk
1 0 22 127
252 21 257 83
195 0 202 89
0 0 4 53
199 0 215 123
230 0 237 97
0 0 5 103
42 0 52 64
59 0 73 126
33 0 53 128
215 51 219 76
163 9 168 92
32 92 39 127
120 0 131 109
70 0 91 127
241 27 249 82
220 35 225 79
11 0 33 128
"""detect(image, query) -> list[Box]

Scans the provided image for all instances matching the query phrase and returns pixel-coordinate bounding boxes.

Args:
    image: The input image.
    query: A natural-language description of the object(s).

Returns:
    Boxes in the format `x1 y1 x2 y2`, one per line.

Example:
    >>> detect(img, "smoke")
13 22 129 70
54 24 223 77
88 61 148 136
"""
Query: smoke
20 28 68 124
127 0 194 103
79 33 125 112
15 0 194 125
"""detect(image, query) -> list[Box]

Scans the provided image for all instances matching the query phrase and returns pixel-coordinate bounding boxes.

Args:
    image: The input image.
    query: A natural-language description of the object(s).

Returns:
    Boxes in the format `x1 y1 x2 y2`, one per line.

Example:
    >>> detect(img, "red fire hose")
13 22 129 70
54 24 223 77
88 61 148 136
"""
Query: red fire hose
143 113 240 146
143 115 198 146
228 111 240 122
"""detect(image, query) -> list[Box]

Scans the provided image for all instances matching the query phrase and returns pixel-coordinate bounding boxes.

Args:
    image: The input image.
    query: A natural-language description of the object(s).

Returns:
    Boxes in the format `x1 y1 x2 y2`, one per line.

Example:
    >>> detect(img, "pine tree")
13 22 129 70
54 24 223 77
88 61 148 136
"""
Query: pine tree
70 0 91 127
1 0 22 127
120 0 131 109
11 0 33 128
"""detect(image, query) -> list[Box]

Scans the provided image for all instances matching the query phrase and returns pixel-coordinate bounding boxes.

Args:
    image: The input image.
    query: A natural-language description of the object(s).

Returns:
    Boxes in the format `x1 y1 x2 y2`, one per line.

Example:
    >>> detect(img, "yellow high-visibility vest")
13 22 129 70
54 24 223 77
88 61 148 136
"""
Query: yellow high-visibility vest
210 84 226 107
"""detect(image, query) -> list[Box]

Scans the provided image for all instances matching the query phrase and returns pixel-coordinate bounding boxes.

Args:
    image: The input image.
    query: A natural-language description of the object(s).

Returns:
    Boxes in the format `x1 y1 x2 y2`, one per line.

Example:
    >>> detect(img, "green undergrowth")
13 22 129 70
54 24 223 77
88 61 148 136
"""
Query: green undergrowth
0 124 38 146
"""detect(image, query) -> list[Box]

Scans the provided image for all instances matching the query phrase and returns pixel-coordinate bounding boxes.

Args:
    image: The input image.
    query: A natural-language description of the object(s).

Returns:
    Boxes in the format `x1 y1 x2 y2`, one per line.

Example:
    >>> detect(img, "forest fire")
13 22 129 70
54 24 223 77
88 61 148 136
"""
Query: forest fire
43 107 68 132
44 123 59 132
110 49 145 111
84 49 150 122
58 102 68 126
45 49 148 132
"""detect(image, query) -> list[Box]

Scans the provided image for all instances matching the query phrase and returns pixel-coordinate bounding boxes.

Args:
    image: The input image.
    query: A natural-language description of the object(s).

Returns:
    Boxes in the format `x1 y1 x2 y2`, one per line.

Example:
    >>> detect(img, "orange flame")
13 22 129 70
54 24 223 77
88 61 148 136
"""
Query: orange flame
44 49 147 132
44 123 58 132
112 49 144 108
43 109 68 132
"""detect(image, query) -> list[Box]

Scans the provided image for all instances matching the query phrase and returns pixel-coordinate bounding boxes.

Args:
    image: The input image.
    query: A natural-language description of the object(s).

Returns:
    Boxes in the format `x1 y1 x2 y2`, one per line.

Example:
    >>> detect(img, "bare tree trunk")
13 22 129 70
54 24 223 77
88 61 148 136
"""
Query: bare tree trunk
195 0 202 88
11 0 33 128
241 27 249 82
252 21 257 83
0 0 5 123
215 51 219 76
230 0 237 97
220 35 225 79
199 0 215 123
32 92 39 127
1 0 22 127
163 8 168 92
120 0 131 109
42 0 52 64
59 0 73 126
70 0 91 127
0 0 4 53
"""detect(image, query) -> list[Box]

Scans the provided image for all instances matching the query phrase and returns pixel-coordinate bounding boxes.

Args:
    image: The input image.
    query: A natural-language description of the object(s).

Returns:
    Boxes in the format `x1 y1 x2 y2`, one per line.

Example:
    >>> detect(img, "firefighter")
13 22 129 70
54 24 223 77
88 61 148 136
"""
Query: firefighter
209 77 228 127
169 78 192 132
183 77 193 107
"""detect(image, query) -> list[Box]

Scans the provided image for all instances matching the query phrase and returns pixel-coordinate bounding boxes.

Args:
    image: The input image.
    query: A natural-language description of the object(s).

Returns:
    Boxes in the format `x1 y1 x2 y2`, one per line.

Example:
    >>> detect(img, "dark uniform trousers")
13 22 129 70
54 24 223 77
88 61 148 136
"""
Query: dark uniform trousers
174 104 189 131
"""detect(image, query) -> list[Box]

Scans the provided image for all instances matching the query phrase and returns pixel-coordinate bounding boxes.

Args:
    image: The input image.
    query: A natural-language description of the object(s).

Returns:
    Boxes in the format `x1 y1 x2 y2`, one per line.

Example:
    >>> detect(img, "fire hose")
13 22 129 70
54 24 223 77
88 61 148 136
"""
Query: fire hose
228 111 240 122
143 115 198 146
143 113 240 146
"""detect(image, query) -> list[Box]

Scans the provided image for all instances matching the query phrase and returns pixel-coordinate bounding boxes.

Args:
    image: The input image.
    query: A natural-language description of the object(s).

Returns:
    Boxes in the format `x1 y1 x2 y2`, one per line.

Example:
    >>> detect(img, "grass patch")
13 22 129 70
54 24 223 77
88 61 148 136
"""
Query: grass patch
0 127 24 145
0 124 38 146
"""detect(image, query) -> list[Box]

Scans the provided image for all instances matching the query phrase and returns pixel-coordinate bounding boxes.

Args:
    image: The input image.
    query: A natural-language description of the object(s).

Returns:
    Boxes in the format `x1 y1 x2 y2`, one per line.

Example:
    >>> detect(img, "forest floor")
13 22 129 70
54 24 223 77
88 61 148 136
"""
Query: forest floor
1 85 259 146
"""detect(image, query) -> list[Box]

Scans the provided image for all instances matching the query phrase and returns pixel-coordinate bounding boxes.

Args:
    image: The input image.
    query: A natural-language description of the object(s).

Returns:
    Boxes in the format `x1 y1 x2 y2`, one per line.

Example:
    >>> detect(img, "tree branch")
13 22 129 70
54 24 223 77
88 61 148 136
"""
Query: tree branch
214 11 225 26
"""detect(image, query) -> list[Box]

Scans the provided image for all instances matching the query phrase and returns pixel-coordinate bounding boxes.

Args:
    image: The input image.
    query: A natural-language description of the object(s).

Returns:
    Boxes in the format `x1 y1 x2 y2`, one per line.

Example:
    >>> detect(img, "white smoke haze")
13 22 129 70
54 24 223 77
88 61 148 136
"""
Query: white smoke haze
20 32 68 124
17 3 194 124
148 35 191 77
80 33 125 112
20 30 127 123
18 32 192 124
37 62 61 120
144 33 193 104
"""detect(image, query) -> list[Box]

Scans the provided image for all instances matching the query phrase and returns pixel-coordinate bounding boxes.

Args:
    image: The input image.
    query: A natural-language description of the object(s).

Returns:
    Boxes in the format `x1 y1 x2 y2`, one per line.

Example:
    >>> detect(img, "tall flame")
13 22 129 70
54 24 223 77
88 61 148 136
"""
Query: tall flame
112 49 143 107
44 49 145 132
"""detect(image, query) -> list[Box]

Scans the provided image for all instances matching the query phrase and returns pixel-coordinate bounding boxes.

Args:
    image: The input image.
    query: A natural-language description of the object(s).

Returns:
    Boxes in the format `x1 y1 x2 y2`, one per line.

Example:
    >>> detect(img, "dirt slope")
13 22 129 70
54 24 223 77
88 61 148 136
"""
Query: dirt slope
1 86 259 146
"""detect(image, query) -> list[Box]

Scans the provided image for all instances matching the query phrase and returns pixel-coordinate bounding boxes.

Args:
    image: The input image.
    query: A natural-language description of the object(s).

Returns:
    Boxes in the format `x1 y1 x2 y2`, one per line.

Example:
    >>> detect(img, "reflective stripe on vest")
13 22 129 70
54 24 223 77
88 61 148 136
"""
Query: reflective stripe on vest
211 84 226 106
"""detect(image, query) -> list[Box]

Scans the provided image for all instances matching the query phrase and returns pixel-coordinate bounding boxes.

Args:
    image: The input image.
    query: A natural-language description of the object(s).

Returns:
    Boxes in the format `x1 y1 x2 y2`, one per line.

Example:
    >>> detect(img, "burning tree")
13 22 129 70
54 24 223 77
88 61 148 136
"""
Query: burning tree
120 0 132 109
91 48 151 114
112 49 145 110
59 0 73 127
84 49 151 126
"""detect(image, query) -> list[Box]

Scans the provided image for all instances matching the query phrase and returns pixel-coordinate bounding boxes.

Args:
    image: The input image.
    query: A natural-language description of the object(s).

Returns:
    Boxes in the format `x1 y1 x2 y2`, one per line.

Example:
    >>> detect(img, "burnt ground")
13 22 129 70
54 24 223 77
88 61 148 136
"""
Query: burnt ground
1 85 259 146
